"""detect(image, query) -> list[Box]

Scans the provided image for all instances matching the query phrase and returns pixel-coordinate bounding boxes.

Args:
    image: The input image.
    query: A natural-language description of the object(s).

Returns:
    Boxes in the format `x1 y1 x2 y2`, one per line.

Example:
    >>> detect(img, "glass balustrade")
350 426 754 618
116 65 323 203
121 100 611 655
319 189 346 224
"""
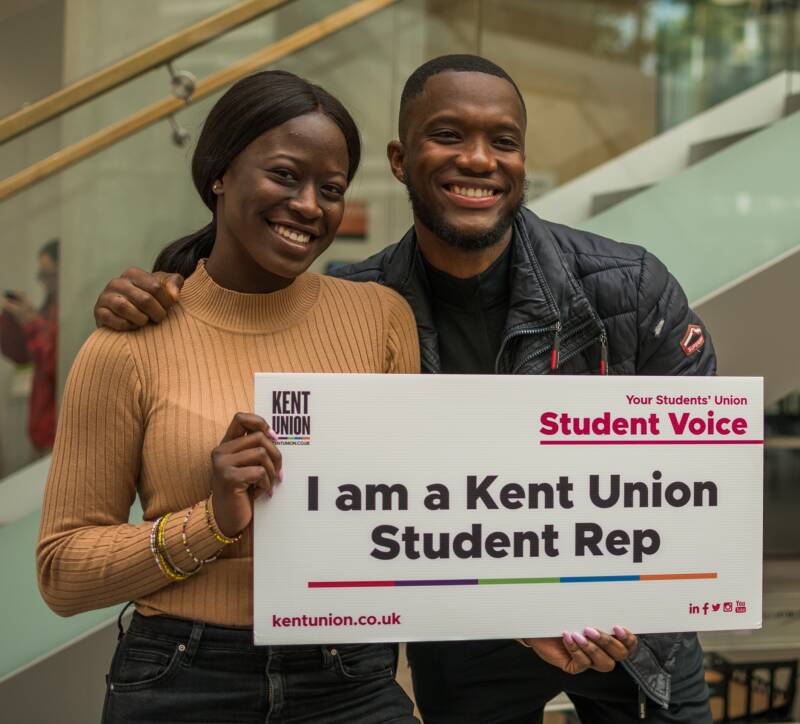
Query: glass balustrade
0 0 797 518
1 0 798 483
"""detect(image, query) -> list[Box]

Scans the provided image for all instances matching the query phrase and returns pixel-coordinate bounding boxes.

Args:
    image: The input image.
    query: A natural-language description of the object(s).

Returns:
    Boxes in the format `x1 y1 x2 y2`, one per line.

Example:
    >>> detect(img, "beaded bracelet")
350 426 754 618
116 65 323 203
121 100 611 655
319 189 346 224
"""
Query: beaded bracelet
156 514 190 581
150 515 188 582
159 511 202 577
205 494 243 545
181 501 222 565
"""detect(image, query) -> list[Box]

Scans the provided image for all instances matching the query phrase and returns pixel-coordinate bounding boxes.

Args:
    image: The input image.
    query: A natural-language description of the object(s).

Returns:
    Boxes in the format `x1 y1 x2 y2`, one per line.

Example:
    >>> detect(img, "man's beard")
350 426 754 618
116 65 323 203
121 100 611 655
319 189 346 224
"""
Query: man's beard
405 173 524 251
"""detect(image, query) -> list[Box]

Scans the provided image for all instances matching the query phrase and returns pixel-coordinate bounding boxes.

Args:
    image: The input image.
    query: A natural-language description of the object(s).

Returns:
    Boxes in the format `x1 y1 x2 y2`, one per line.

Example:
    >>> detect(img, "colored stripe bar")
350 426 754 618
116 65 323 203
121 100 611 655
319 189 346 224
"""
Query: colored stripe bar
308 572 717 588
309 580 396 588
479 577 560 585
641 572 717 581
540 439 762 445
561 575 640 583
396 579 477 587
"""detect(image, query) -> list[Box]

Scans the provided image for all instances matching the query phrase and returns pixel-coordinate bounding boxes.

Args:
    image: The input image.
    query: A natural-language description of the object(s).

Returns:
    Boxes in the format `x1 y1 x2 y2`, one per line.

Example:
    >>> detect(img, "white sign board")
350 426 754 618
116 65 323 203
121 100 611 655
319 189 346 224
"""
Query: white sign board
253 374 762 644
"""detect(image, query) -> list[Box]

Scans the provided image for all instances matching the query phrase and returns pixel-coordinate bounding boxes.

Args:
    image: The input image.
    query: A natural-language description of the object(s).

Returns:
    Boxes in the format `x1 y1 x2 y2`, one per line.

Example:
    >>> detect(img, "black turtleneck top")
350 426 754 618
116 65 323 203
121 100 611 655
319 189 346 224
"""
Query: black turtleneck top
422 242 511 374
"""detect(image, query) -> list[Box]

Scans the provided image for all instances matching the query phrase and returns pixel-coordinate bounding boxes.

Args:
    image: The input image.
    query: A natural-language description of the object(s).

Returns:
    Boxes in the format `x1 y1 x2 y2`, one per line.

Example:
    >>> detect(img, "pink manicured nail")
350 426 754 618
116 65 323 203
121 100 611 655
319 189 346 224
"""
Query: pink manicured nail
572 631 587 646
562 631 574 645
267 429 278 442
278 469 284 483
613 625 627 639
584 627 600 641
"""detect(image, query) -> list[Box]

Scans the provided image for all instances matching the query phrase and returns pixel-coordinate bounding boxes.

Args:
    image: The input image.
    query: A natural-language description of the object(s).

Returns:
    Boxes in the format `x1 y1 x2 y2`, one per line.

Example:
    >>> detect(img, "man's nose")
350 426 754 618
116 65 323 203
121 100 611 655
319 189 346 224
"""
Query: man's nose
456 137 497 174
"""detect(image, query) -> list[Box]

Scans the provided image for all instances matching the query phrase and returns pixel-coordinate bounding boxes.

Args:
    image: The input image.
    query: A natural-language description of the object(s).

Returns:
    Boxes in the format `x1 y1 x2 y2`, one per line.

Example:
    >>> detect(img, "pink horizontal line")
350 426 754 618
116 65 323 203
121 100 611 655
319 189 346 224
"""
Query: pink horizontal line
309 580 395 588
540 439 763 445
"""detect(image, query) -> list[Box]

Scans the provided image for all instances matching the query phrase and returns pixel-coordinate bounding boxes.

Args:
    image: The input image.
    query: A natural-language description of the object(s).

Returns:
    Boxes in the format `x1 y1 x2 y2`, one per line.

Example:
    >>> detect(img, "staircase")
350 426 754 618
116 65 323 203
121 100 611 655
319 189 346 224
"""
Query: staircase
531 72 800 405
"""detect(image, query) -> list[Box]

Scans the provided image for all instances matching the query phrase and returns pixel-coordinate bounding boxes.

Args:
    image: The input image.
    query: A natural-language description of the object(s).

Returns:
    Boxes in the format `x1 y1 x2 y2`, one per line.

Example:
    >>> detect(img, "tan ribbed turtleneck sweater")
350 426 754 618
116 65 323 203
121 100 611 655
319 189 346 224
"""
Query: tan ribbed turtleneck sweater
37 262 419 625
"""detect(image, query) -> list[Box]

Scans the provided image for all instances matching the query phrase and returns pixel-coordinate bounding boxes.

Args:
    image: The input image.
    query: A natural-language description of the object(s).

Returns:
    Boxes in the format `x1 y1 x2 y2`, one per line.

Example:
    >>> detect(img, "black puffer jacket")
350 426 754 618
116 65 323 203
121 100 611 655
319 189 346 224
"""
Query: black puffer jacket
333 207 716 709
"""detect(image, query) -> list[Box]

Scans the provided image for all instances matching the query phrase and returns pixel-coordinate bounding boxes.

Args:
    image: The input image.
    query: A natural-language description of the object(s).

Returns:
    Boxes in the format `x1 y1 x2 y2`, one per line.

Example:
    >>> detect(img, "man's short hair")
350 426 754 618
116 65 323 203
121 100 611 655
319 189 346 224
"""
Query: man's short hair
398 54 527 139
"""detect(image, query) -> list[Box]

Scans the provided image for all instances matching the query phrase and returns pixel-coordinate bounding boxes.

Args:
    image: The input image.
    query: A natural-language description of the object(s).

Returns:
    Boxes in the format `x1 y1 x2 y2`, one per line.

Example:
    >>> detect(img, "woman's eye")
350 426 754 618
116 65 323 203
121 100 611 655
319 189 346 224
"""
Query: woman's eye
323 185 345 197
270 168 296 181
496 137 519 149
433 130 459 141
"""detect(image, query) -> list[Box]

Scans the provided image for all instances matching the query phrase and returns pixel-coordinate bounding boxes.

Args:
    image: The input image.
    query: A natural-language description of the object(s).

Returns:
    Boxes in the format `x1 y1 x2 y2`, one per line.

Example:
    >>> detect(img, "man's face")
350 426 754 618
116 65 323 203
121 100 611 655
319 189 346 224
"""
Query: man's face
37 252 58 298
392 71 526 250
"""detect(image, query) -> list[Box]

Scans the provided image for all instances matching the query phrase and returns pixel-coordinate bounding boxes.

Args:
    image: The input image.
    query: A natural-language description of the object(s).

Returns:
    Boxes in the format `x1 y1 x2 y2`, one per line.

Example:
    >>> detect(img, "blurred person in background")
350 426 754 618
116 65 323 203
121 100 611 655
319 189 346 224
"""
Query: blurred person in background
0 238 59 452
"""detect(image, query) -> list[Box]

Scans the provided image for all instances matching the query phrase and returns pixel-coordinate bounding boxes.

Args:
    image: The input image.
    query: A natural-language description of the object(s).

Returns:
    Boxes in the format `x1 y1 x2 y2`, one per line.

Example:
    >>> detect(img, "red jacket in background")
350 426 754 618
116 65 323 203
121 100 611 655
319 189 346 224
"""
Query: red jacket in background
0 304 57 449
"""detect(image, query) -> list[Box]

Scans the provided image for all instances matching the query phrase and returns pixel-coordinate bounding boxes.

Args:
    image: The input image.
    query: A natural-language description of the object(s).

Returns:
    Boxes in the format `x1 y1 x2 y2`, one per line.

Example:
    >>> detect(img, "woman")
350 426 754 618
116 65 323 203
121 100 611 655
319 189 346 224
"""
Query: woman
37 71 420 724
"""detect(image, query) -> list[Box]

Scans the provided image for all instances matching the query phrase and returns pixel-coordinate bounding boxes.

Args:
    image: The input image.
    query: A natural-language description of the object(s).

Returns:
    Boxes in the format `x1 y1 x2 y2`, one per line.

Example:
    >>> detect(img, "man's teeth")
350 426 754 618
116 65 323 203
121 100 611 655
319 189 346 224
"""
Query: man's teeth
272 223 312 244
450 185 496 199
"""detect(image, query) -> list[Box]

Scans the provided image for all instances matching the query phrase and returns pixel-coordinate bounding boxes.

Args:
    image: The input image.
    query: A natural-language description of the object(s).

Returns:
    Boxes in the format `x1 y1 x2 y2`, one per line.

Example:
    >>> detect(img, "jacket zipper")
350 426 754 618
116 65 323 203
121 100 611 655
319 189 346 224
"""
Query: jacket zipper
498 317 608 374
550 321 562 371
622 658 670 711
494 321 559 374
600 333 609 375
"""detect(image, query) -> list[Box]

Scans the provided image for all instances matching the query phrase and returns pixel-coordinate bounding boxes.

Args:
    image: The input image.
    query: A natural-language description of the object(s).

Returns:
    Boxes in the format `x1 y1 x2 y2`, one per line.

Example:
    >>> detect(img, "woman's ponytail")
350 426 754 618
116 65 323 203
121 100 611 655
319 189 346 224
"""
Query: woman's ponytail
153 221 215 277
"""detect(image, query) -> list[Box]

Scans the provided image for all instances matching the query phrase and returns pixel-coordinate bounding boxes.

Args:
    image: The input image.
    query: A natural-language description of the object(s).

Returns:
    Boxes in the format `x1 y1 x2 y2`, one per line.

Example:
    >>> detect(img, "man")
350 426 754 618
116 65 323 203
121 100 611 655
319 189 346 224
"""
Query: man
93 56 713 722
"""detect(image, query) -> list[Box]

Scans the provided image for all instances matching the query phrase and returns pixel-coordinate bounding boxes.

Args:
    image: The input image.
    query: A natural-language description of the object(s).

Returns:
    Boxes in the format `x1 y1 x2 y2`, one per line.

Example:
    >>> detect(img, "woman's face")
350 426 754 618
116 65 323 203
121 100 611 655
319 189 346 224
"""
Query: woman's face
212 111 350 291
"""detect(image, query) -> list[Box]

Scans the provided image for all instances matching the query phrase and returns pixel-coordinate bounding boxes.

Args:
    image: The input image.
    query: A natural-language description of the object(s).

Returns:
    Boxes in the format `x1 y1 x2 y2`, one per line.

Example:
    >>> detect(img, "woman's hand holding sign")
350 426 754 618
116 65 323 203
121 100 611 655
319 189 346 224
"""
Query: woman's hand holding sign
210 412 283 538
520 626 638 674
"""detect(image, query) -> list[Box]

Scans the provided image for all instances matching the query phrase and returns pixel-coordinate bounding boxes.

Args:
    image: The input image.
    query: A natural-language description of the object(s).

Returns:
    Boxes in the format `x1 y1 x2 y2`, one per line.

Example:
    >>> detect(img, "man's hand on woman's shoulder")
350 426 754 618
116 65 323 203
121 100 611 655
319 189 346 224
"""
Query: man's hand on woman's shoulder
94 268 184 330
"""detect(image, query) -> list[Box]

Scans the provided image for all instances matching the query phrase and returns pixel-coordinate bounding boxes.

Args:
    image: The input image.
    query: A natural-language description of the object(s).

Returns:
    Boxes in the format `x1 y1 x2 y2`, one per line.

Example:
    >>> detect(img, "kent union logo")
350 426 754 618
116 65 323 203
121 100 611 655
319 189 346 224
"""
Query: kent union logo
272 390 311 445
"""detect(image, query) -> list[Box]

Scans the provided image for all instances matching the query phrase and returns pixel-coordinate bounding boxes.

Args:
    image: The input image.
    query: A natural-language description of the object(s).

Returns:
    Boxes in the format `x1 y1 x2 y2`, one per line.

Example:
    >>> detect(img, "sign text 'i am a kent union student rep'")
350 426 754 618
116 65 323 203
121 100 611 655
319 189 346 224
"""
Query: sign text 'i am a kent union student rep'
253 375 762 645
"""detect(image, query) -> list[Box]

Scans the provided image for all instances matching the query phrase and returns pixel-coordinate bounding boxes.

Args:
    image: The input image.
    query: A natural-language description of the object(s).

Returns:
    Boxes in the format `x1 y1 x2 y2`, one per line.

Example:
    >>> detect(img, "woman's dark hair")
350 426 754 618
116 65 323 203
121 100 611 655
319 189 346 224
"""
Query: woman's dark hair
154 70 361 277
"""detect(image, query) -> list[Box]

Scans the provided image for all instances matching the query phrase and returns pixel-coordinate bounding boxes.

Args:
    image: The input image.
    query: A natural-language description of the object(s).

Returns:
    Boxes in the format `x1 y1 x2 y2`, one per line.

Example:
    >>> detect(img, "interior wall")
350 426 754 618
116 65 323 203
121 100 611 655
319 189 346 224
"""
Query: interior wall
0 0 65 477
1 0 661 481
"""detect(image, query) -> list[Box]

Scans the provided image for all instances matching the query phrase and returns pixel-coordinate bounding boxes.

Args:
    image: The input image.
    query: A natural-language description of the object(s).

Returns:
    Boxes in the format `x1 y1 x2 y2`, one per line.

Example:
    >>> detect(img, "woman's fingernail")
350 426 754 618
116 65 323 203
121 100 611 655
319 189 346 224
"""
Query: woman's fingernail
278 469 284 483
267 429 278 441
613 625 627 639
572 632 587 646
562 631 574 645
584 627 601 641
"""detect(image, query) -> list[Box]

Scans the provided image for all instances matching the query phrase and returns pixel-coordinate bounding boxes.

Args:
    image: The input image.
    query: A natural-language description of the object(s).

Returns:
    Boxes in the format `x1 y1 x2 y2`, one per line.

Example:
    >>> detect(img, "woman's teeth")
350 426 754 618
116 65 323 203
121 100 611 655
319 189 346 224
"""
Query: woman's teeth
272 223 312 244
450 185 496 199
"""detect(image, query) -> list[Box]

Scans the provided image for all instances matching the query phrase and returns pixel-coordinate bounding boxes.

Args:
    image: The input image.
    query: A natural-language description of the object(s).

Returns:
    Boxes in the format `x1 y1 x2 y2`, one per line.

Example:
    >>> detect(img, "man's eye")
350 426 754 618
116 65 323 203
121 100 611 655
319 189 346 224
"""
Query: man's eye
433 130 460 141
496 137 519 149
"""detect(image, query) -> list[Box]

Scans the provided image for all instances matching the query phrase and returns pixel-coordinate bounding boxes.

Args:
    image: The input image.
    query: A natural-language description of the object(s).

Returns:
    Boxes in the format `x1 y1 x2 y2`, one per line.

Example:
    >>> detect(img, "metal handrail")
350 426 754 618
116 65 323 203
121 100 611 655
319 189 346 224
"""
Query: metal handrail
0 0 398 202
0 0 293 145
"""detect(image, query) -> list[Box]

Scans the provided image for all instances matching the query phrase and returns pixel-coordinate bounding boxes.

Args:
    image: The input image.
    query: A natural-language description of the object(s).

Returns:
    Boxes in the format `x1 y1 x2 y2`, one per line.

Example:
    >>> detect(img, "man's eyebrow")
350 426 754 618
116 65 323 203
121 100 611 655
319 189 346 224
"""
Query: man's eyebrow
421 113 523 134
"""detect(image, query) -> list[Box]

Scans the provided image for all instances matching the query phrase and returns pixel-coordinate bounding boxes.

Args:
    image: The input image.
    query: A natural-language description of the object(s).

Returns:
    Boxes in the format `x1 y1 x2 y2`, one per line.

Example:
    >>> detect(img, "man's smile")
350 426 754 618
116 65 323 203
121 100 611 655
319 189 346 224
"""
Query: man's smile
442 182 503 209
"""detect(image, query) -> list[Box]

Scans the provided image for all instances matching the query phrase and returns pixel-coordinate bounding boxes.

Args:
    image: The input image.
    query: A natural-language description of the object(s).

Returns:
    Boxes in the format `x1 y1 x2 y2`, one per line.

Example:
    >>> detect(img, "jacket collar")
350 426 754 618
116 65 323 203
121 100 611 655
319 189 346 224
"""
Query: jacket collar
381 208 604 374
380 232 442 373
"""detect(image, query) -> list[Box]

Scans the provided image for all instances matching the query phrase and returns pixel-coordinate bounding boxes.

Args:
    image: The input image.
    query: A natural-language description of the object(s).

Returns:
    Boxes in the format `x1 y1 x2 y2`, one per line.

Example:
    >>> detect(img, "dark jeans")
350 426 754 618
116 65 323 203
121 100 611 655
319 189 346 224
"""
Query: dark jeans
407 639 713 724
101 612 418 723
